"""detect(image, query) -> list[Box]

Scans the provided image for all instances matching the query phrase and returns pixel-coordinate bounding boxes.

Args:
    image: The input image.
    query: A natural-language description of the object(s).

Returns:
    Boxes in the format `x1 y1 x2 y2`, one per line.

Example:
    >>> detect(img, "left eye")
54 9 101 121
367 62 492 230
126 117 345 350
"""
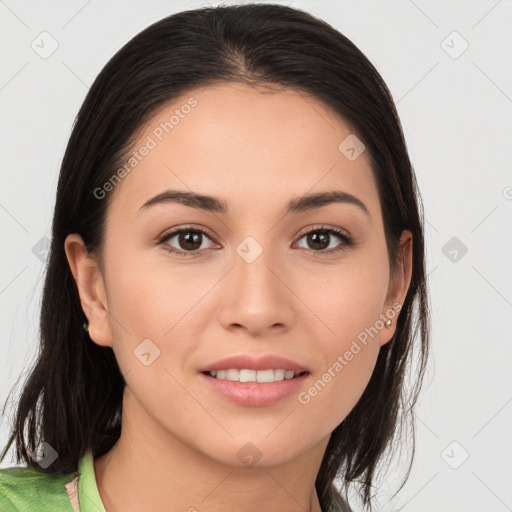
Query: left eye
295 227 352 253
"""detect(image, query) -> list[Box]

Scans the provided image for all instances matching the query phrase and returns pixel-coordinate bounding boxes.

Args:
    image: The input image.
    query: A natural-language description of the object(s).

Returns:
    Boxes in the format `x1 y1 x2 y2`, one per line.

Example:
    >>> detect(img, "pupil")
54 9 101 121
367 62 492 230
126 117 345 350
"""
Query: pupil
180 231 201 250
309 231 328 250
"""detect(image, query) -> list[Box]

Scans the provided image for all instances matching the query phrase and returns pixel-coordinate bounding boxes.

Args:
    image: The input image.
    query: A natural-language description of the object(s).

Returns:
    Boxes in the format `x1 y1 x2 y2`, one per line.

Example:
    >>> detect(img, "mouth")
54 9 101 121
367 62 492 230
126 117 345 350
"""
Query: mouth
201 369 310 383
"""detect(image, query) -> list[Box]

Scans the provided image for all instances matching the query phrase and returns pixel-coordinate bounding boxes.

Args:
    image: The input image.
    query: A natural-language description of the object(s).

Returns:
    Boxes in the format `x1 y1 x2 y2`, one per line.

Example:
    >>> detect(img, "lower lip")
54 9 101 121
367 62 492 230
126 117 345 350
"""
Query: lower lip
200 372 310 407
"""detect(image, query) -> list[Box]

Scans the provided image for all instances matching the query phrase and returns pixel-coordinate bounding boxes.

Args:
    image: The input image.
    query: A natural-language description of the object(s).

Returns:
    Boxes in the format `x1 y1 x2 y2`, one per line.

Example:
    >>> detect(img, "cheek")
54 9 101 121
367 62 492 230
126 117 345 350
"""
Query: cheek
298 294 382 431
104 238 203 335
302 245 389 343
102 239 218 380
295 251 388 424
298 345 379 430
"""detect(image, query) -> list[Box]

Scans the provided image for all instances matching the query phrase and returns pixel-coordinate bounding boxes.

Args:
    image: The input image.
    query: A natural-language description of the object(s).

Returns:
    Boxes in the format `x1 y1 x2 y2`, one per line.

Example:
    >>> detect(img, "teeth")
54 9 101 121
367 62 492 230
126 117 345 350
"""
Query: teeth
208 369 300 382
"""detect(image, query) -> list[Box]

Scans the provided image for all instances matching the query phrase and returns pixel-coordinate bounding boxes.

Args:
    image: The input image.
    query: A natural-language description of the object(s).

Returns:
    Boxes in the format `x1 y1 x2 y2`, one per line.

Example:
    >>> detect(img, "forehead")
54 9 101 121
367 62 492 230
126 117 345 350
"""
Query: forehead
107 82 380 219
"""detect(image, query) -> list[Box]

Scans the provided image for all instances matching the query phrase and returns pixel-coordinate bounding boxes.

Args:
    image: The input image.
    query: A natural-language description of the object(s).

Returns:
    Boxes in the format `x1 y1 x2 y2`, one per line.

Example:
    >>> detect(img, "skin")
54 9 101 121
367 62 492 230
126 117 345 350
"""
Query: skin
65 82 412 512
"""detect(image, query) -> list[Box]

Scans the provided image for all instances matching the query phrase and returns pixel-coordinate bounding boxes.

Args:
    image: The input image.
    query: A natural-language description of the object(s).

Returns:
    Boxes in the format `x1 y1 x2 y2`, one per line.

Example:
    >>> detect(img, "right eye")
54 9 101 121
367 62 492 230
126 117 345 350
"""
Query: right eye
159 227 218 256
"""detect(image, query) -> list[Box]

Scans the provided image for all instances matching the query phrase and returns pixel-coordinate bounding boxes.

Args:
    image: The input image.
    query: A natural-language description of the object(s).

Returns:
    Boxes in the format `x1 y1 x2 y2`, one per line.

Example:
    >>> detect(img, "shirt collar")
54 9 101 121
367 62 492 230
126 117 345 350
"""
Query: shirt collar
78 450 107 512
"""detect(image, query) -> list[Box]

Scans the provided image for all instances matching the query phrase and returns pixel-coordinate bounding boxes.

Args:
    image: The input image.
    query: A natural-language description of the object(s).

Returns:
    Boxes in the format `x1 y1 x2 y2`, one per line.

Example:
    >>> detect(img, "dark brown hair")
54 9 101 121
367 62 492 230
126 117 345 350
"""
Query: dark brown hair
1 4 430 510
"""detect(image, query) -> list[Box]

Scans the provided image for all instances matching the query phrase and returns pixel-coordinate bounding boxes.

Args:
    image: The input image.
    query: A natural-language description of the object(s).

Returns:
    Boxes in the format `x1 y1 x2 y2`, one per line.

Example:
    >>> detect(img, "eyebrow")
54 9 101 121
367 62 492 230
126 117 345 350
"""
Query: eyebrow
137 189 371 218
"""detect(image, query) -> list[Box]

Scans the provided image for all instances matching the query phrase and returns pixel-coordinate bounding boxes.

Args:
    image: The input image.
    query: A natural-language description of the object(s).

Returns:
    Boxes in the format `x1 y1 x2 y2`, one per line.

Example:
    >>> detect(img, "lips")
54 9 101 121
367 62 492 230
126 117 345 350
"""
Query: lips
199 353 309 374
200 371 310 407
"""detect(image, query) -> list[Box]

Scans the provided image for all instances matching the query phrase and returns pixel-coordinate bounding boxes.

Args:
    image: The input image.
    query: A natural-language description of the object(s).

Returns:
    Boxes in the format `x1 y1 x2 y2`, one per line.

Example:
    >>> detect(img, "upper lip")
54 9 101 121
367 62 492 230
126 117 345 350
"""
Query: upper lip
200 354 309 374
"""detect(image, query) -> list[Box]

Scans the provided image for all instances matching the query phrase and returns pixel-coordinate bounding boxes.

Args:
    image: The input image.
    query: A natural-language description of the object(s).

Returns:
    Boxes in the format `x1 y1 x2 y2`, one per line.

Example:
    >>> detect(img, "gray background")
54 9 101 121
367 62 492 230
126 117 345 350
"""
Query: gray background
1 1 511 511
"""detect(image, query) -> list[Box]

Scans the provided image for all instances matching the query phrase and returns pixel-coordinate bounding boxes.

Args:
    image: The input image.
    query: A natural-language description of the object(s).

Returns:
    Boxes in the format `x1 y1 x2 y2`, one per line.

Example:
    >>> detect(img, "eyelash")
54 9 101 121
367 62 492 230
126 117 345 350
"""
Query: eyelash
157 225 354 257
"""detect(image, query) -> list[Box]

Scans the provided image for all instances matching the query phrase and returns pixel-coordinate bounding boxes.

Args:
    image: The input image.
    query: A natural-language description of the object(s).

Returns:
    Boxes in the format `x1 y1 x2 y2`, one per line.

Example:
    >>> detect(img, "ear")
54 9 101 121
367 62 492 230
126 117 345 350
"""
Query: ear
379 230 413 347
64 233 113 348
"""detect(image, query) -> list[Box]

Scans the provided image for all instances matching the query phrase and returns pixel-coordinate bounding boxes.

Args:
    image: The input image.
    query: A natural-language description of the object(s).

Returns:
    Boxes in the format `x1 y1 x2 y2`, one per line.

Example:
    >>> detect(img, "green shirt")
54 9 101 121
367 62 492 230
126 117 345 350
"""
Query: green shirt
0 451 349 511
0 450 105 511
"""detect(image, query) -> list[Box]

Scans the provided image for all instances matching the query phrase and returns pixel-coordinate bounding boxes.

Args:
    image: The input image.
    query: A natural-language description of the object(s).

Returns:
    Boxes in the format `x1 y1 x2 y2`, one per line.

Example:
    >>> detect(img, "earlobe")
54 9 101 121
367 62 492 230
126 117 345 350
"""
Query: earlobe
379 230 413 347
64 234 113 347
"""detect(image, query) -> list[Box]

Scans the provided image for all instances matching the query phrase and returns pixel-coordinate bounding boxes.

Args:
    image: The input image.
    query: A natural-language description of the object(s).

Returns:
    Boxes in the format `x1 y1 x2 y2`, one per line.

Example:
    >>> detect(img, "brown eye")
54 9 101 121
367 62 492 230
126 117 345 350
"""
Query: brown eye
160 227 216 256
176 231 203 251
305 231 330 250
295 227 352 254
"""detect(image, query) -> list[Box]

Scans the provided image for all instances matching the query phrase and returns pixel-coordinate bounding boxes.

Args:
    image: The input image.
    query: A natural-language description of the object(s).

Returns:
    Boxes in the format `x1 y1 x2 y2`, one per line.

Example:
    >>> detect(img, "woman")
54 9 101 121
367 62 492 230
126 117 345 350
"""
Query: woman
0 3 429 511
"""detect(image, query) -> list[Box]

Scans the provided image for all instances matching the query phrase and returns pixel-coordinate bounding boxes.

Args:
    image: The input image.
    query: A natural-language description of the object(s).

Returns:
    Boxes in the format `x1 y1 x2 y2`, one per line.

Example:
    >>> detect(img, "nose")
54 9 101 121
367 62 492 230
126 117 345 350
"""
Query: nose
216 240 294 337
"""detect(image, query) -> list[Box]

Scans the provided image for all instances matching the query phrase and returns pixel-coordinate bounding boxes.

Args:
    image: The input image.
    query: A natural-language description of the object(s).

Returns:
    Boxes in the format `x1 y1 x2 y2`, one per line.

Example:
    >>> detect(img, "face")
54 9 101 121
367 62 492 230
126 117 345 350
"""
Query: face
66 82 411 468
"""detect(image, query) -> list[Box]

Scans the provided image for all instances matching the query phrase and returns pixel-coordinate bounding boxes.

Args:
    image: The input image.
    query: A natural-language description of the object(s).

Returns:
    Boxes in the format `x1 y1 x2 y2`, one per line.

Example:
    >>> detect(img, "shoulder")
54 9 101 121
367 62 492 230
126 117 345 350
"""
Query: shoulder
0 463 78 512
